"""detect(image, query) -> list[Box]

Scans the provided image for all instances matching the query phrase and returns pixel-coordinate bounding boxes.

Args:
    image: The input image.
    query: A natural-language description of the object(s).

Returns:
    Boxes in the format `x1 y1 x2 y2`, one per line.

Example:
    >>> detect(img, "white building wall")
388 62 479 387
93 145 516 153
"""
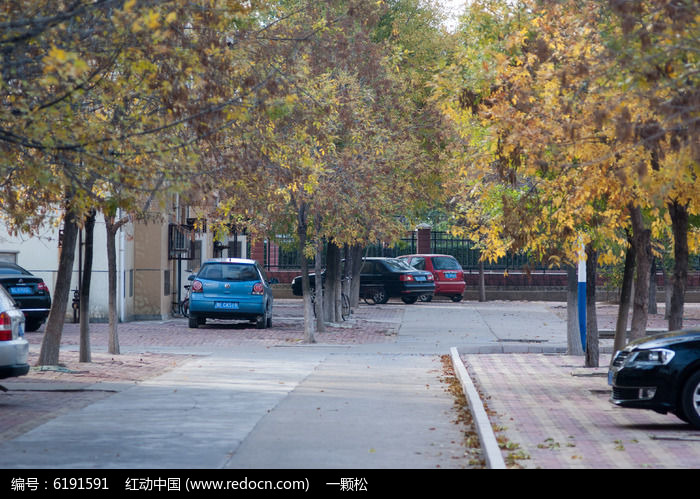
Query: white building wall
0 214 135 322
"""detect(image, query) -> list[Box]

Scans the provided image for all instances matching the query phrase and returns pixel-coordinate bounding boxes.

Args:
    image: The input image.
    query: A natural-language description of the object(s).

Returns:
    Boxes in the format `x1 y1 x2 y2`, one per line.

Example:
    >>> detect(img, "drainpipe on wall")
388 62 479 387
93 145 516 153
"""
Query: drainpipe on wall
118 208 126 323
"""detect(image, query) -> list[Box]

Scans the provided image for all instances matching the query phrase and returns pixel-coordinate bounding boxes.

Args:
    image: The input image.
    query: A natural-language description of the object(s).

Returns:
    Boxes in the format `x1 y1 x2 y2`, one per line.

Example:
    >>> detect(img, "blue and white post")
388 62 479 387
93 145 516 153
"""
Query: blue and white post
577 241 586 352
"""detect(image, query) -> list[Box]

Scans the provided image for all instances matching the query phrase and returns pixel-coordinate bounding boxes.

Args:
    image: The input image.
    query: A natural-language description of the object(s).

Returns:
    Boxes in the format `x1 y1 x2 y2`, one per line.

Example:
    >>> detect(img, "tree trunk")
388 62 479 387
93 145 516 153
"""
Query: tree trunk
629 204 652 340
79 210 96 363
668 199 689 331
648 257 657 315
38 205 79 366
296 202 315 343
323 241 341 323
613 237 635 357
342 244 353 319
478 259 486 302
332 244 342 321
585 244 599 368
105 215 127 354
348 244 363 308
314 234 325 334
567 265 584 355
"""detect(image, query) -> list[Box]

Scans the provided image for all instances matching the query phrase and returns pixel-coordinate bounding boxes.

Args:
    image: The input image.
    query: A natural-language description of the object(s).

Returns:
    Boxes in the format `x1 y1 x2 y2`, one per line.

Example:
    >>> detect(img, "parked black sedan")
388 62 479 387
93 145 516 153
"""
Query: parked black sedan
609 329 700 428
0 262 51 332
291 257 435 304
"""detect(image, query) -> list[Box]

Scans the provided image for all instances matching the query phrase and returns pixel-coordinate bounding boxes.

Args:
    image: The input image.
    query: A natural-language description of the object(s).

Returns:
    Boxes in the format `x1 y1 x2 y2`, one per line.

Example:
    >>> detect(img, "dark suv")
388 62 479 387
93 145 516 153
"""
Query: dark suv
291 257 434 304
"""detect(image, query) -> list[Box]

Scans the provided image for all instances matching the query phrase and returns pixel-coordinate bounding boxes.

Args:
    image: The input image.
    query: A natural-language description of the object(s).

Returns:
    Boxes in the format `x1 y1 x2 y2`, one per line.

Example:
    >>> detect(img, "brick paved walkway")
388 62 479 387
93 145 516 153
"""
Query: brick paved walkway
462 302 700 469
463 352 700 469
24 300 403 351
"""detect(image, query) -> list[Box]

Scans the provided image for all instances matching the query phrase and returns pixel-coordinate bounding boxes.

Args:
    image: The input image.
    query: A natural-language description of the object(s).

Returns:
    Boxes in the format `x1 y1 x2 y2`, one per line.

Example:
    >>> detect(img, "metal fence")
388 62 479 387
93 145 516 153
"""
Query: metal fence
264 231 540 272
365 231 537 272
263 230 700 273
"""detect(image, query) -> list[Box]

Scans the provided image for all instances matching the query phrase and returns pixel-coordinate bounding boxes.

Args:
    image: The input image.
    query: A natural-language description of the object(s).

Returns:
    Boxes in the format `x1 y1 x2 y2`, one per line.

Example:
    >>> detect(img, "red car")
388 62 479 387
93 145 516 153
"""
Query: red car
397 254 465 302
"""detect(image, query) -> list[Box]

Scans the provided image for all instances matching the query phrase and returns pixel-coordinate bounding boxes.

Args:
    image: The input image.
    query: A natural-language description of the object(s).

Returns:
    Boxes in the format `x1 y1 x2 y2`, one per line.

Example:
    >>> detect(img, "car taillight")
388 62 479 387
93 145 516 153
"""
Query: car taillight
37 282 50 293
0 312 12 341
252 282 264 295
400 274 414 282
191 280 203 293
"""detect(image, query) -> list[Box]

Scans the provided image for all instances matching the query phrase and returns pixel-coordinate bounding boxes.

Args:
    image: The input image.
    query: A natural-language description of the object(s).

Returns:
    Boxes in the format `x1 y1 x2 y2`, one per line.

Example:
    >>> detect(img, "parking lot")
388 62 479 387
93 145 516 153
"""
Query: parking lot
1 299 404 443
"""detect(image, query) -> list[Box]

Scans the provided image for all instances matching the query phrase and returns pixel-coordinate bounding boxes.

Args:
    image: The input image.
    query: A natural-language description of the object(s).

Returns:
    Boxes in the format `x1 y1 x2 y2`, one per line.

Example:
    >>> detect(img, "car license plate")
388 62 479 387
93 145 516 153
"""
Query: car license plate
10 287 32 295
214 302 239 310
445 272 457 279
607 371 613 386
415 276 425 281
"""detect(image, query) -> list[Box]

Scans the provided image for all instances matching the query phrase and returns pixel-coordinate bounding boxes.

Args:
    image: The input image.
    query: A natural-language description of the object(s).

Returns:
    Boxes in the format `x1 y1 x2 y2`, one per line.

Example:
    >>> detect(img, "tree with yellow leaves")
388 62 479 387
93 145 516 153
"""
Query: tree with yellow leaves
1 0 273 363
436 0 699 364
203 0 448 340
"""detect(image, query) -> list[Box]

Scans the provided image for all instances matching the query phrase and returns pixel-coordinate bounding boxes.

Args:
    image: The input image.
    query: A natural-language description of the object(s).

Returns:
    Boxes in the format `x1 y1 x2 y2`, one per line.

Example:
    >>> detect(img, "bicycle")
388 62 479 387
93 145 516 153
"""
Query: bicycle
171 284 190 318
340 289 350 321
340 275 351 320
310 277 351 321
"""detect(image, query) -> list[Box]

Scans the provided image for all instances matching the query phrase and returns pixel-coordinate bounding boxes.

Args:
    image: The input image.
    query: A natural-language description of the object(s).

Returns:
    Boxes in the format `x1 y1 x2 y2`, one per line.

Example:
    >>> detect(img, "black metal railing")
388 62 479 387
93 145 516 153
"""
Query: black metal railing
261 230 700 273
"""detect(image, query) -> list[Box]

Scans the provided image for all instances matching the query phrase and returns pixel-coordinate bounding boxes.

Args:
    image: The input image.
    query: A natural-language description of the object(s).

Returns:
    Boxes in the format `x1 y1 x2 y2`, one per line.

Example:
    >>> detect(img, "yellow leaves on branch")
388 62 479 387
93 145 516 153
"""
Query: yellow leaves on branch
128 7 177 35
42 46 89 81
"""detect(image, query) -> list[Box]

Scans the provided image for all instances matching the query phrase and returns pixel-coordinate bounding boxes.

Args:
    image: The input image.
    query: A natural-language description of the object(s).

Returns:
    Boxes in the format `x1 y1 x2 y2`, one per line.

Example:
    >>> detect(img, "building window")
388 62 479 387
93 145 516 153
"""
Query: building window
0 252 18 263
186 240 202 273
164 270 170 296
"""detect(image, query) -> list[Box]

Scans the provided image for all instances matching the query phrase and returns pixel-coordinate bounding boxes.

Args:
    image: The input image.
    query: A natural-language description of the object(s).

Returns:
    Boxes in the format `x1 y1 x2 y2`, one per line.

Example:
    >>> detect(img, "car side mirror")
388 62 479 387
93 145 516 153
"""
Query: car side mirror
187 274 195 281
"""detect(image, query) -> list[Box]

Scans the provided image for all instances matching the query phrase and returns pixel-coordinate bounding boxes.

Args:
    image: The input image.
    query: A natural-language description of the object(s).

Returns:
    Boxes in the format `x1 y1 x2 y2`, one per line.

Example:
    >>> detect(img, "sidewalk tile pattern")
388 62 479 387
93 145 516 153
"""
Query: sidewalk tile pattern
464 353 700 469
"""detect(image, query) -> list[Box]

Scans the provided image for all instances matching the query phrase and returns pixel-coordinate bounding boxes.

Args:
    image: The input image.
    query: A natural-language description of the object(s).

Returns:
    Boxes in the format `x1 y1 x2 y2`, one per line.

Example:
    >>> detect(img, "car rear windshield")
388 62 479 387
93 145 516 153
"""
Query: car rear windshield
382 259 415 272
198 263 259 281
0 266 25 275
432 256 462 270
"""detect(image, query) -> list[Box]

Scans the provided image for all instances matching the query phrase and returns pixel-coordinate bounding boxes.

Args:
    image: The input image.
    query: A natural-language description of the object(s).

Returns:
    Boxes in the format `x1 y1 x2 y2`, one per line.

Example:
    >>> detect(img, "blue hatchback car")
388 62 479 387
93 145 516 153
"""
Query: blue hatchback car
187 258 273 329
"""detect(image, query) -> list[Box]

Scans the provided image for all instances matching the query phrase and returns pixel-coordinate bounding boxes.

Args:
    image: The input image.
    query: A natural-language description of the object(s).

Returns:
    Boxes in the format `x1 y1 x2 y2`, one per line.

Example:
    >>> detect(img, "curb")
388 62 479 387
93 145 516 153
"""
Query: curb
449 346 506 469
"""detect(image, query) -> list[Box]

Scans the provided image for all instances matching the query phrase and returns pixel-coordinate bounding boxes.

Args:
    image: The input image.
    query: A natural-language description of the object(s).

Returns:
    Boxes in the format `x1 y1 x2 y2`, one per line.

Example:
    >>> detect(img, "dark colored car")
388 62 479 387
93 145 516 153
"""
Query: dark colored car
0 284 29 379
0 262 51 332
397 254 465 302
291 257 435 304
609 329 700 428
187 258 273 329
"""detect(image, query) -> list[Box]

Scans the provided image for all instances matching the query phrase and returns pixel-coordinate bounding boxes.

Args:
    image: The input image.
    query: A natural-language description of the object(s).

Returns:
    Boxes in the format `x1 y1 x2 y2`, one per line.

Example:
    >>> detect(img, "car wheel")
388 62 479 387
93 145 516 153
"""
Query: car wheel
373 288 389 305
680 370 700 429
419 294 432 302
450 294 464 302
401 296 418 304
188 314 199 329
256 306 269 329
